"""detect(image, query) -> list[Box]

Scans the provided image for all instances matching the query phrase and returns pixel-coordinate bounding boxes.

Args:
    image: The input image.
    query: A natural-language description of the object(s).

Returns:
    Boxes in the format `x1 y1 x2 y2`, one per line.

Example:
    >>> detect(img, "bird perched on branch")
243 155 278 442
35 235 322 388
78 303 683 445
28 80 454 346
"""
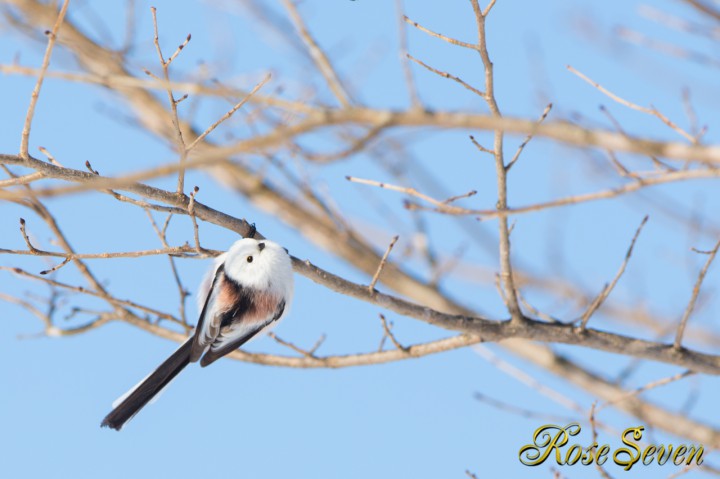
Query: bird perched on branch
101 237 294 430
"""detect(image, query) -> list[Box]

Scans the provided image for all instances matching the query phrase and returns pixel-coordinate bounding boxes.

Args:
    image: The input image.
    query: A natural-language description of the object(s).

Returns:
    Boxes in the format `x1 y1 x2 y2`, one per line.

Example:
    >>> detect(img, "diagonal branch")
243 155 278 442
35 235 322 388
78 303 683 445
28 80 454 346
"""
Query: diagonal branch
19 0 70 159
579 216 648 330
4 153 720 376
674 238 720 349
281 0 352 107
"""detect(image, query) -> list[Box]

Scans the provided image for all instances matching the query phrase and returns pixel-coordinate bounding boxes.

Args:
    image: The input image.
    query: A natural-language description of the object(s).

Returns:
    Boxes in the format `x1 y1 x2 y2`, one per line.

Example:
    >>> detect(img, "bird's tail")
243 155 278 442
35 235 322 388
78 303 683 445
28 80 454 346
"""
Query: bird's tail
101 337 193 431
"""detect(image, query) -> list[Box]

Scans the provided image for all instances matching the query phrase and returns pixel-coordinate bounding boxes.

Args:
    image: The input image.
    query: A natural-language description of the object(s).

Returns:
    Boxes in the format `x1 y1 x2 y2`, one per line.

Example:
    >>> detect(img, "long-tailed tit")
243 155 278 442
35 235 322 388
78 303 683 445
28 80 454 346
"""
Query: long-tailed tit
101 238 294 430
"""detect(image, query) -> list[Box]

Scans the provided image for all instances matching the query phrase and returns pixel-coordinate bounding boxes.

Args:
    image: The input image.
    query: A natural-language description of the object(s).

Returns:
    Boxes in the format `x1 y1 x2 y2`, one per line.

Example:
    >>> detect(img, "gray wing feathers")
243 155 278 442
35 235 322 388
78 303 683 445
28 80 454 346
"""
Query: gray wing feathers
199 300 285 367
190 263 225 362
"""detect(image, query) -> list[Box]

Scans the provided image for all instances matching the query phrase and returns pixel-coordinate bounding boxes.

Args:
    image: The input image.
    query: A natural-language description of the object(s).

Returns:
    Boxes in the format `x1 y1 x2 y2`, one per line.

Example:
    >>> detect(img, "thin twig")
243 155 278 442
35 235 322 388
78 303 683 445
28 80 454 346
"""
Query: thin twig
187 186 203 252
0 64 316 114
19 218 37 252
142 209 191 329
0 171 44 188
109 190 188 214
2 266 182 325
597 370 694 412
681 87 700 139
443 191 477 204
306 123 389 163
517 290 562 324
617 26 720 71
682 0 720 22
579 216 648 330
186 74 271 152
368 235 399 292
567 65 696 144
308 334 327 356
379 314 408 353
674 238 720 349
404 167 720 219
473 391 576 423
269 332 320 358
589 404 616 479
151 7 190 195
39 257 71 275
347 176 474 215
469 135 494 155
281 0 352 107
20 0 71 159
404 15 478 50
474 345 587 414
599 106 674 172
0 244 215 261
506 103 552 171
395 0 422 109
406 53 485 98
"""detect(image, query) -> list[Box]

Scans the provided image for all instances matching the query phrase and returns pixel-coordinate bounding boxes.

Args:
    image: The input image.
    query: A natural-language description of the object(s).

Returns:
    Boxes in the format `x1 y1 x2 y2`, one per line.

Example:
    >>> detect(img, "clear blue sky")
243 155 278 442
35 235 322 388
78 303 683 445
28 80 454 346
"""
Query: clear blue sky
1 1 718 478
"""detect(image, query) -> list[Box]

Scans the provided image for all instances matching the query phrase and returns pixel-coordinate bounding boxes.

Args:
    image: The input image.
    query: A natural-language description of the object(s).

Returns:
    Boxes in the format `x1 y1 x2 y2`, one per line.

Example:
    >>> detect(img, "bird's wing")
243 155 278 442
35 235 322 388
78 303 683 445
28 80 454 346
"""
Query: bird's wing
190 263 236 362
199 299 286 367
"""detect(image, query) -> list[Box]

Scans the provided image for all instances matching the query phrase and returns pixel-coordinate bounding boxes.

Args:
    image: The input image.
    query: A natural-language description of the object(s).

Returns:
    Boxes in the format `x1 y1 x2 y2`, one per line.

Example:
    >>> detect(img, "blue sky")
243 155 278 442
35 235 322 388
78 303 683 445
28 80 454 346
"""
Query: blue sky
1 1 719 478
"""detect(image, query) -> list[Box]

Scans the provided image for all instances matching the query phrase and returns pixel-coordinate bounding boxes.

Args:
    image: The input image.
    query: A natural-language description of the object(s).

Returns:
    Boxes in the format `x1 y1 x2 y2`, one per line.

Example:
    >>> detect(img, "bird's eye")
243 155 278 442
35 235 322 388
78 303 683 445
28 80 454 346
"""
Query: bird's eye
246 256 253 263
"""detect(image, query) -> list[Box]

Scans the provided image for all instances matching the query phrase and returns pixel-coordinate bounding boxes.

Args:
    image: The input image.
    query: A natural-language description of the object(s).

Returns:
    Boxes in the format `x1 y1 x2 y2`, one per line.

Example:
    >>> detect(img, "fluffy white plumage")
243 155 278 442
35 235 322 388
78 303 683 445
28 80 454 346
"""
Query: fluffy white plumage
102 237 294 430
196 239 293 318
192 238 294 362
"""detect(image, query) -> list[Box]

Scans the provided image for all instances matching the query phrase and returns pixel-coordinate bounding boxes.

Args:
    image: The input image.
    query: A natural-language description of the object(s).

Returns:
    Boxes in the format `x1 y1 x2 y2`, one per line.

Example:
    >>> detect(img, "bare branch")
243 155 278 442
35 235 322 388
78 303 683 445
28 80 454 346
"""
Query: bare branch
20 0 70 159
3 155 720 375
567 65 696 144
674 238 720 349
404 15 478 50
507 103 552 171
281 0 352 107
18 218 37 253
151 6 190 194
0 243 215 262
369 235 399 293
579 215 648 330
395 0 422 109
469 135 494 155
470 0 523 323
185 74 271 152
187 186 202 253
0 171 43 188
588 404 616 479
406 53 485 98
379 314 408 353
597 370 694 412
347 175 474 215
4 0 720 452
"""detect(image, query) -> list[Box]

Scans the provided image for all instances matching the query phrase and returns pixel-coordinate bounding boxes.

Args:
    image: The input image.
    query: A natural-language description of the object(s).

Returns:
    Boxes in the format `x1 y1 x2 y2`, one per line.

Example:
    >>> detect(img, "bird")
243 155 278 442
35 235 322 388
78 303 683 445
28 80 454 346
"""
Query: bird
101 237 294 430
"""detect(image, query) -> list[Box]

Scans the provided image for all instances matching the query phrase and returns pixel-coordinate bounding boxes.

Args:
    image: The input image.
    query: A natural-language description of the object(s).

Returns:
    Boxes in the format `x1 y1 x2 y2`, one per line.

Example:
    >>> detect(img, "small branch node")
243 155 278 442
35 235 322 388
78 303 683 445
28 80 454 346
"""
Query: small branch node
85 160 99 175
187 186 202 252
19 218 38 253
469 135 494 155
40 257 71 275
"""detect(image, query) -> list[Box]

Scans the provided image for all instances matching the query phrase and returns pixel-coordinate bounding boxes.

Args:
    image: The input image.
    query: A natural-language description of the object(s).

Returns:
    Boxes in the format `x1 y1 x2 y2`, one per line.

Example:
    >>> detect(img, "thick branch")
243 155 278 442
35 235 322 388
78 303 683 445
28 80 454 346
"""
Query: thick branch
3 154 720 376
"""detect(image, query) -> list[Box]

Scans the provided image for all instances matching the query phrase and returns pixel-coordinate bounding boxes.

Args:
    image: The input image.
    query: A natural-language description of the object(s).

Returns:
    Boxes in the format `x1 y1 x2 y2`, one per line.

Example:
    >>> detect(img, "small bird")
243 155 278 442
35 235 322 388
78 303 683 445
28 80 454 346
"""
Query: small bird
101 237 294 430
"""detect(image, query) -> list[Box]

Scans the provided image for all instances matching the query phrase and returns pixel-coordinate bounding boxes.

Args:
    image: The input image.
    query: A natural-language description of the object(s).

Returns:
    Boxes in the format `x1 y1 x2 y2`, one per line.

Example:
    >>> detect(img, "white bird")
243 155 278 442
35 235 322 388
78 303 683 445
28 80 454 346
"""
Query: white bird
101 237 294 430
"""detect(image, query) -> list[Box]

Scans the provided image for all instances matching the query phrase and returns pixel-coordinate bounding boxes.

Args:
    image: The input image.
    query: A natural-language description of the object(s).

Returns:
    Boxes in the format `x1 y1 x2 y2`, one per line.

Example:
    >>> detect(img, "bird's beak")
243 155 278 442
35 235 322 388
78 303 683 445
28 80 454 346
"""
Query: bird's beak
258 242 266 251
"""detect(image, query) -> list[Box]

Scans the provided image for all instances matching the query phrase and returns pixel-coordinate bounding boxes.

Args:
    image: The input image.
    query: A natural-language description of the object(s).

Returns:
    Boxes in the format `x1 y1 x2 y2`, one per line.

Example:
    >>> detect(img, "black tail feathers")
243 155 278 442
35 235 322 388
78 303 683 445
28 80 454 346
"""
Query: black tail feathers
101 338 193 431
